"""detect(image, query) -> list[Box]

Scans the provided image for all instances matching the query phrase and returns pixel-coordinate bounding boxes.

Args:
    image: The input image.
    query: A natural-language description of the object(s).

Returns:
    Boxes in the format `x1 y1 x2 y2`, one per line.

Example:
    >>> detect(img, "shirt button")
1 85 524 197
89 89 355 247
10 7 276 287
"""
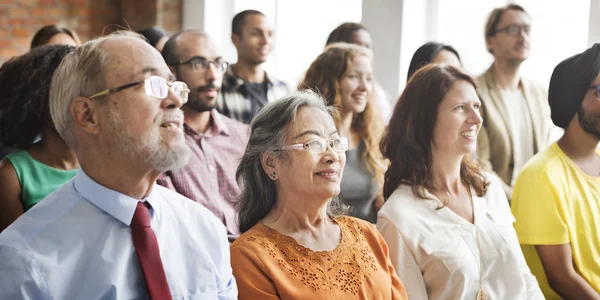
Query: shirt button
209 166 215 172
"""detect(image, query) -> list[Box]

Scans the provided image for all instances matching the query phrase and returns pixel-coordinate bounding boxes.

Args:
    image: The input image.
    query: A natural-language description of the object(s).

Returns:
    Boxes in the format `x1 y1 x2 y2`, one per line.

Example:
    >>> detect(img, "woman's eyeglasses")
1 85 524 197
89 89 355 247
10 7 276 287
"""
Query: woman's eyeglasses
280 138 350 153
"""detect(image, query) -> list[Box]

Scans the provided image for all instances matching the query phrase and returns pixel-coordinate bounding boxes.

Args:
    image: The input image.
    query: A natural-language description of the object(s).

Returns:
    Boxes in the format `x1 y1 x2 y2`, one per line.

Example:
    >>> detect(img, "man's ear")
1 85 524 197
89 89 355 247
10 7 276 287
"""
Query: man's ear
231 33 241 48
70 96 103 135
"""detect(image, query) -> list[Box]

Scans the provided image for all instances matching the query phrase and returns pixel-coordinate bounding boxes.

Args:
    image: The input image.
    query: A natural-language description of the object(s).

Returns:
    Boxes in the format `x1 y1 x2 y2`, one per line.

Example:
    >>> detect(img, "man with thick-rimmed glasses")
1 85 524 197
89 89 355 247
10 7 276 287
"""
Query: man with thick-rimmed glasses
0 31 237 299
160 30 249 243
476 4 553 203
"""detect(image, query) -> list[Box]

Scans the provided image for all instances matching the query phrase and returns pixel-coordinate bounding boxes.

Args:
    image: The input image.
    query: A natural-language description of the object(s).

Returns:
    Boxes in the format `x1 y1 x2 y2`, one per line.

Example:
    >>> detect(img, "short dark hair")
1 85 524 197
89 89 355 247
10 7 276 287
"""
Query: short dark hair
0 44 75 149
136 26 167 47
161 31 185 66
30 24 81 49
484 4 529 53
381 64 489 202
161 30 209 72
325 22 368 46
407 42 461 81
231 9 265 36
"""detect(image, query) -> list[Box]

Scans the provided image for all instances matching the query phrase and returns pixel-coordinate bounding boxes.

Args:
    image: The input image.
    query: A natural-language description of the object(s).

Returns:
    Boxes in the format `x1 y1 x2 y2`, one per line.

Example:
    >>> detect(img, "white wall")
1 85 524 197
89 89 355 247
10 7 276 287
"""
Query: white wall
182 0 595 105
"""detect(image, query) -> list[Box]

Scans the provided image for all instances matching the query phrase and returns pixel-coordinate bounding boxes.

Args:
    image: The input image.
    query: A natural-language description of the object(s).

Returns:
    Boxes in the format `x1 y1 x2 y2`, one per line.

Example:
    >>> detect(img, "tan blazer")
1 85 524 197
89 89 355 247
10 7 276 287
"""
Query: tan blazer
476 66 552 198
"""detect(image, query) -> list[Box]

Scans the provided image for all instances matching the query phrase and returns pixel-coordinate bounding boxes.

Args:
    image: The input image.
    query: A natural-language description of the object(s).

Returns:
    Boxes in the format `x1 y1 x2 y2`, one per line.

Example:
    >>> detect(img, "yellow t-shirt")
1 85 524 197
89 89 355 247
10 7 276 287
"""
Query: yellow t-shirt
512 142 600 299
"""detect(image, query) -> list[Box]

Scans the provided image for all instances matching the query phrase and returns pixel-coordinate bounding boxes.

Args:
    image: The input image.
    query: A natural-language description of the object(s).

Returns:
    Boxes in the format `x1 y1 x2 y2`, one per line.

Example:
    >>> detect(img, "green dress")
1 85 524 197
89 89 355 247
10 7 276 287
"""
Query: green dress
5 150 78 211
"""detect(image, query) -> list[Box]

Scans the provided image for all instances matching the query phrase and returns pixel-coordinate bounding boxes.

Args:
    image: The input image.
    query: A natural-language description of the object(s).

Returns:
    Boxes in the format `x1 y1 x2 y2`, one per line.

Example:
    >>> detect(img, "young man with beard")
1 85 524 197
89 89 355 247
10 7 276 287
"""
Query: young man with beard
218 9 293 124
512 44 600 299
160 30 249 243
476 4 553 202
0 31 237 299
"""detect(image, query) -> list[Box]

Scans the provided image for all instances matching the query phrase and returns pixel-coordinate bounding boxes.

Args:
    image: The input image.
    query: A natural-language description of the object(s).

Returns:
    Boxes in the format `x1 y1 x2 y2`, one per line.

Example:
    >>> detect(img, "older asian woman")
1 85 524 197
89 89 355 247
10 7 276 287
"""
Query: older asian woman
230 91 407 300
299 43 385 223
377 65 543 299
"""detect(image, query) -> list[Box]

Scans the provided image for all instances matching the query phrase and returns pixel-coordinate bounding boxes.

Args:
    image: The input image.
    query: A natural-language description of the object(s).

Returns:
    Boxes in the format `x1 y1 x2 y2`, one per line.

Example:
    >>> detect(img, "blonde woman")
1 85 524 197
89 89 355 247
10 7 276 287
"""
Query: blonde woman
299 43 385 223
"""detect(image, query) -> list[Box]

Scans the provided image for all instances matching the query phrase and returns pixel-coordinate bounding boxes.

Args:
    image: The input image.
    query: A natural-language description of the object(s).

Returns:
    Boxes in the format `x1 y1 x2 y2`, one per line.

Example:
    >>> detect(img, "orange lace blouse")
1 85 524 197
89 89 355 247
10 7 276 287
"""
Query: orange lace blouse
230 216 408 299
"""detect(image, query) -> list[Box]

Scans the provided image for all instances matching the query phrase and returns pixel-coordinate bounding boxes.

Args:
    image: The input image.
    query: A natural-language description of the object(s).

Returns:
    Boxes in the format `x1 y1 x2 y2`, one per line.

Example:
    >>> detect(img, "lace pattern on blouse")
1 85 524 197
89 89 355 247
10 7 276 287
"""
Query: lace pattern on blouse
247 217 379 295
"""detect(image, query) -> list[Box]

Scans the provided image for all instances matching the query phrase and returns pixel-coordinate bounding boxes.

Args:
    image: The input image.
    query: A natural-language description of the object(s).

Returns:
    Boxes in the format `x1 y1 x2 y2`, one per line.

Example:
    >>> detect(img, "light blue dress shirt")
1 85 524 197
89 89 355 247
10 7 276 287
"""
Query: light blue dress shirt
0 171 237 299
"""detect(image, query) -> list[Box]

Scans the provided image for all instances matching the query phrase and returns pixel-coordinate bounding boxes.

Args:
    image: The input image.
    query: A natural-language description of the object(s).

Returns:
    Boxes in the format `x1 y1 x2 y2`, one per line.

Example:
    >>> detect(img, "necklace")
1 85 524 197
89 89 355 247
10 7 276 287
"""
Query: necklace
474 200 487 300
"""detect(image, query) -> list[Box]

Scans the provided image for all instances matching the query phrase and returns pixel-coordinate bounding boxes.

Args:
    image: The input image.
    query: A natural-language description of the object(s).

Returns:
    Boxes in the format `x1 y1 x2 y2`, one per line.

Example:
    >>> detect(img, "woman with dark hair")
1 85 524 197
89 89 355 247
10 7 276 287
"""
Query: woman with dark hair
407 42 461 81
0 45 78 232
326 22 392 122
377 64 543 299
0 25 80 159
136 26 168 51
30 24 81 48
230 91 407 299
299 43 385 223
326 22 372 49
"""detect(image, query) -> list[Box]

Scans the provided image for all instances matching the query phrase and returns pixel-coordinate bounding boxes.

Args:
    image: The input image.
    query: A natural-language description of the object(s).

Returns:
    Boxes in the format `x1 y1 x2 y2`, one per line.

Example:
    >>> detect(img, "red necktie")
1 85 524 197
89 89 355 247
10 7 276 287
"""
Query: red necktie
131 202 172 300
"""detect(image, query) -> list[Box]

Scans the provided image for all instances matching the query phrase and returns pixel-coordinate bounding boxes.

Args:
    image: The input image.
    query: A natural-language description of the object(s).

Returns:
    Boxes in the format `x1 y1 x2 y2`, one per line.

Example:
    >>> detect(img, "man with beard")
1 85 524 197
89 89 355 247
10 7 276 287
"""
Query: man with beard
476 4 552 202
0 31 237 299
218 9 293 124
511 44 600 299
160 30 249 243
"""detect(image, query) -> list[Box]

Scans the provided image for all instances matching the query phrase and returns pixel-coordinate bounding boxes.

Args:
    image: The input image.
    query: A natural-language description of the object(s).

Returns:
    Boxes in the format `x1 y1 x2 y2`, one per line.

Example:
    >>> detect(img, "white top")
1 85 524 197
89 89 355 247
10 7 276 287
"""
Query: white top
377 173 543 300
500 89 535 185
0 171 237 299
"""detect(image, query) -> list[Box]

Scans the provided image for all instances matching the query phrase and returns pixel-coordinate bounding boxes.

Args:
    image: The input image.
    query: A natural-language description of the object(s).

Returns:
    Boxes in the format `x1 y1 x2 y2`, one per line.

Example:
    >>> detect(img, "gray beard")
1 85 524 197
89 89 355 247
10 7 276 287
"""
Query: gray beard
107 109 190 172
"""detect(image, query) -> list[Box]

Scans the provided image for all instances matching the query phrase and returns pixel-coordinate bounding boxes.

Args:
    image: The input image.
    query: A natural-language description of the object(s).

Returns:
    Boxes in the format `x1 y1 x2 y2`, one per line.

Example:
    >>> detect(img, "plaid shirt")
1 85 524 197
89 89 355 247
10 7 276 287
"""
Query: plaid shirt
157 109 249 242
218 64 294 124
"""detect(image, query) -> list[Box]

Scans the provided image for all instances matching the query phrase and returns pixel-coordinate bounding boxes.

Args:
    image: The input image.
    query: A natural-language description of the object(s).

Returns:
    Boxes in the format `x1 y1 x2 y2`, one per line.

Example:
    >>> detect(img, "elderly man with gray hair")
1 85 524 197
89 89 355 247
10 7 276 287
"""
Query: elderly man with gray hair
0 31 237 299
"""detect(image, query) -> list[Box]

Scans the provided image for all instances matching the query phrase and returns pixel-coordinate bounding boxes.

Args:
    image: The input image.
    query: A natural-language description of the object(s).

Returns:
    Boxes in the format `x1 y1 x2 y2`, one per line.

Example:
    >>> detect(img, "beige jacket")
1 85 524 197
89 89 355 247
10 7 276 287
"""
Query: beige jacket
476 66 552 199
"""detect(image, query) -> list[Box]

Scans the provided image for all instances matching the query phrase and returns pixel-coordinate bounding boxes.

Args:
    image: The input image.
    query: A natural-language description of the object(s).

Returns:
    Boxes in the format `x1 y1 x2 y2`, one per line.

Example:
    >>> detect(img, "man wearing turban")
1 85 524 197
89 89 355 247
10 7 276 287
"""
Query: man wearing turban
511 43 600 299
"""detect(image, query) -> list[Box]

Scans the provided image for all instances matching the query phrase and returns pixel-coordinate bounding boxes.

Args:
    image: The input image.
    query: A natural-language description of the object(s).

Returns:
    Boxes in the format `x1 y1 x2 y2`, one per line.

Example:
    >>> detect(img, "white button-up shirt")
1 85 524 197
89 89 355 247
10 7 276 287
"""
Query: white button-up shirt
377 173 544 300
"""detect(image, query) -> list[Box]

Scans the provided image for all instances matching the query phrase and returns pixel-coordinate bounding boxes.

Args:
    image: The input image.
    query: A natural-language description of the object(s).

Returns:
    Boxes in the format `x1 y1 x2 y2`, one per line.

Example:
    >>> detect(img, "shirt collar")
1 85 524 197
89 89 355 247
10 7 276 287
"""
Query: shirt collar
223 64 275 91
184 109 230 137
73 170 162 226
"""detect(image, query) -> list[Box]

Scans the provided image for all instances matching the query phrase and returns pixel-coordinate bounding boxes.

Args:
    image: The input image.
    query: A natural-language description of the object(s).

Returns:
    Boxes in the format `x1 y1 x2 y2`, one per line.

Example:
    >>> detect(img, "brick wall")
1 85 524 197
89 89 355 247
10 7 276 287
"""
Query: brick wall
0 0 182 64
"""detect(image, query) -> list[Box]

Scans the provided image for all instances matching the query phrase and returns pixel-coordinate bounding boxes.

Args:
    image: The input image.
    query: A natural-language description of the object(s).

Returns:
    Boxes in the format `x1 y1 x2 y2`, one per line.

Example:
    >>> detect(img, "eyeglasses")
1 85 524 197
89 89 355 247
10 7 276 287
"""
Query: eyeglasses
88 76 190 103
280 138 350 153
495 25 531 36
589 84 600 98
172 56 229 73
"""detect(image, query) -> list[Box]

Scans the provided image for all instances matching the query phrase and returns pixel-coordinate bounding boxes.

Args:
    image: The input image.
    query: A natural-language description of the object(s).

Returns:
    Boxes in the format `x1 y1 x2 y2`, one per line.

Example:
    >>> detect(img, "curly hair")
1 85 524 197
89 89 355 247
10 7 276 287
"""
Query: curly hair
298 43 385 198
325 22 368 46
380 64 489 202
0 44 75 149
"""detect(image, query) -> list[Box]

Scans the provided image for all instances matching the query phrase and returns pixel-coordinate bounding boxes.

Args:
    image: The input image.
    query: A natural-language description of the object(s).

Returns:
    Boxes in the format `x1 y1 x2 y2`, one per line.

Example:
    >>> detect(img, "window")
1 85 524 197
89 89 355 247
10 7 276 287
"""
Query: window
232 0 363 85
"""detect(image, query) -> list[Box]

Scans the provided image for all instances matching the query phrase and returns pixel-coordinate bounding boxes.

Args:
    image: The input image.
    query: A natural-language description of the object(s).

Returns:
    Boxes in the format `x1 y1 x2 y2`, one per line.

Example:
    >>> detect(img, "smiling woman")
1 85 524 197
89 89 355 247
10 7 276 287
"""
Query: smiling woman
377 64 544 299
298 43 386 224
231 90 407 300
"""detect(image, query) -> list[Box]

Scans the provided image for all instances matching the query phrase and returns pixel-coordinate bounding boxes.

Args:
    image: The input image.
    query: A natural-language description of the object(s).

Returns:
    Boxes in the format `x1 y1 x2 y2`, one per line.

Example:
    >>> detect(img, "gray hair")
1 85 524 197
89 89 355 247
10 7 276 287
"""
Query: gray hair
236 90 348 233
49 30 145 149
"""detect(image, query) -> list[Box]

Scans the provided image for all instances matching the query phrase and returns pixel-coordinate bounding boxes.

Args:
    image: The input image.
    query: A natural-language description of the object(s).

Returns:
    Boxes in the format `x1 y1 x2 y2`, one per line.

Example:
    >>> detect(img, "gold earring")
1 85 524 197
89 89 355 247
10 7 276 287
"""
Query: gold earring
270 172 277 179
